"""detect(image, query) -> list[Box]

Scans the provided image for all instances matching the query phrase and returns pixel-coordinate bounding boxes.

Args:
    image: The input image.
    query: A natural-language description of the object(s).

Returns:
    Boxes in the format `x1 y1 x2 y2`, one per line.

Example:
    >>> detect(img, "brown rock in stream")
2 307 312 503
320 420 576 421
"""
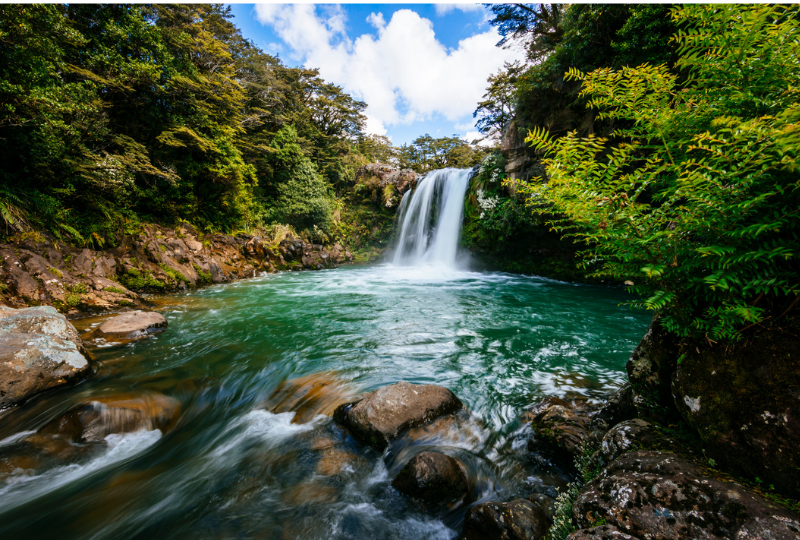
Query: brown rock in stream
461 499 550 540
333 381 463 450
392 451 469 505
94 311 167 341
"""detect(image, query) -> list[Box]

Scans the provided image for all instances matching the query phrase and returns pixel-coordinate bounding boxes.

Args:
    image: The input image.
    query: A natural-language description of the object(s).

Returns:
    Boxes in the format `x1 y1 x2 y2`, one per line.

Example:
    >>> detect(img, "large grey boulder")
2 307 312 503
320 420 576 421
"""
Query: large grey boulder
0 306 91 408
333 381 463 450
573 450 800 539
94 310 167 341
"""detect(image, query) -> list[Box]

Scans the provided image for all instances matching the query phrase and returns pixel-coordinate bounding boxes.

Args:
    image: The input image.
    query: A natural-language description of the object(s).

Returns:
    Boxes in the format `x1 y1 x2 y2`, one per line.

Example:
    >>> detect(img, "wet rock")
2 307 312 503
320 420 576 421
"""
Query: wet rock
283 481 338 506
263 372 357 424
672 319 800 498
461 499 550 540
591 383 637 434
526 397 596 465
37 392 181 442
573 450 800 540
528 493 556 522
567 525 638 540
599 419 672 464
0 332 90 408
94 311 167 341
626 319 680 422
0 305 85 352
333 381 463 450
392 451 469 505
315 448 362 477
395 409 489 449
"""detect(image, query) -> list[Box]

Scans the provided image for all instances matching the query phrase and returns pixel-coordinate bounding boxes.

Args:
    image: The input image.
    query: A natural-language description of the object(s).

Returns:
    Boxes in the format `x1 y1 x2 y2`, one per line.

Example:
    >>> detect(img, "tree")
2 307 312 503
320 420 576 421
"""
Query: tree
488 4 564 63
473 61 524 139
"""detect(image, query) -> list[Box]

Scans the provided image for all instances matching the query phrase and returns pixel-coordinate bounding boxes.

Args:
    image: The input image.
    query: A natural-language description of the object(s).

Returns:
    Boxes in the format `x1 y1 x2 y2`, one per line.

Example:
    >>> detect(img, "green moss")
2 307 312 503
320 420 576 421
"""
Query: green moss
119 268 165 290
48 267 62 278
0 283 8 293
117 299 134 307
64 293 82 307
159 244 167 252
193 264 212 284
159 263 188 284
67 283 88 294
105 286 126 294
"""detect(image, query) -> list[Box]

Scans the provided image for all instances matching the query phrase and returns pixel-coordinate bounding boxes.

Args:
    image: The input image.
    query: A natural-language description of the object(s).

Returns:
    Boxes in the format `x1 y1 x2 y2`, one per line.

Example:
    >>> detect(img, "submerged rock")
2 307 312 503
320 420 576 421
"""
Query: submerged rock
391 451 469 505
333 381 463 450
94 311 167 341
0 306 91 408
461 499 550 540
573 450 800 539
263 372 357 424
37 392 181 443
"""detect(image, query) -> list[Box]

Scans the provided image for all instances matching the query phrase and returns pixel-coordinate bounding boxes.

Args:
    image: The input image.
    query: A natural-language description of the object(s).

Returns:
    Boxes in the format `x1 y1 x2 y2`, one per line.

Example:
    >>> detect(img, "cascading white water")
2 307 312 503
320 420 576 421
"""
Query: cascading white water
392 168 472 267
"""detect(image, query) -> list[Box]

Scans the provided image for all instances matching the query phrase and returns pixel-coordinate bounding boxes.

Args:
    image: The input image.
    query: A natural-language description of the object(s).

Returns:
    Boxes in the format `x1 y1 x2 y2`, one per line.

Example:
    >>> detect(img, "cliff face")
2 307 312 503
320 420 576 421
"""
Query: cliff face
0 225 352 316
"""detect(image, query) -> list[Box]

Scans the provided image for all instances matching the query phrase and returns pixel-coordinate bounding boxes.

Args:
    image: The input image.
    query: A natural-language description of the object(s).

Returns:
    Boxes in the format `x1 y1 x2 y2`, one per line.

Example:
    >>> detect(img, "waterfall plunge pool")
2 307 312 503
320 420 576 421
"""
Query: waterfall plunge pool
0 264 650 539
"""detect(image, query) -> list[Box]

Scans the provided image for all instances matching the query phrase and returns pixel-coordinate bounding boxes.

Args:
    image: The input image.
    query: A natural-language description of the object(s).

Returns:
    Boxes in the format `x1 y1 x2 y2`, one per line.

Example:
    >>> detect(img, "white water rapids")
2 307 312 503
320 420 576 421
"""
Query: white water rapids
392 168 472 268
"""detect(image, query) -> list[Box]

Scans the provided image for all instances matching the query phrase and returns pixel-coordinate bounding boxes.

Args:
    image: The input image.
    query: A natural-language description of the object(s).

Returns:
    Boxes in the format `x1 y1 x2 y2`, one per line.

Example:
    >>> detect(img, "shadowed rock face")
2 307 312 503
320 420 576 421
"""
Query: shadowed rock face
525 397 598 467
333 381 463 450
573 450 800 540
672 319 800 499
94 311 167 341
391 451 469 505
0 306 90 408
599 419 673 464
461 499 550 540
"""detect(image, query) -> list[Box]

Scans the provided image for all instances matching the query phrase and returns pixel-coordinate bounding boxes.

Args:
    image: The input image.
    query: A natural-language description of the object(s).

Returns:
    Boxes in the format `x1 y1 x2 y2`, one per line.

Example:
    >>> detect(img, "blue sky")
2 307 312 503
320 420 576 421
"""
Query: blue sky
227 4 524 146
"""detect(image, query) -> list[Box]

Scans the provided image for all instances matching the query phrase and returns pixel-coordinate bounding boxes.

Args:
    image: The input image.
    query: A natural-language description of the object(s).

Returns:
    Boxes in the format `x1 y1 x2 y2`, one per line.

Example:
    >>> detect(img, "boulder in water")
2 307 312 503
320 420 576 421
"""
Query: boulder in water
526 397 597 466
37 392 181 443
94 311 167 341
461 499 550 540
391 451 469 505
0 306 91 407
573 450 800 539
333 381 463 450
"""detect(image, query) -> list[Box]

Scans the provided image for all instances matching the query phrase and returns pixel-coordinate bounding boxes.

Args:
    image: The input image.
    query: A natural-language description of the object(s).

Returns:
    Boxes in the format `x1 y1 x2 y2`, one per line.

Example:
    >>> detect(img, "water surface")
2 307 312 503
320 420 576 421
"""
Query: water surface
0 264 650 539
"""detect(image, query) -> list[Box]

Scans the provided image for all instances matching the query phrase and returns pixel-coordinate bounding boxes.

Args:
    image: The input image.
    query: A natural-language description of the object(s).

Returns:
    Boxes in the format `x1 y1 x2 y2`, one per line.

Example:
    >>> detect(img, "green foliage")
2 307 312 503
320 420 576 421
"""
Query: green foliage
192 264 212 284
158 264 188 284
398 134 491 173
545 442 603 540
119 268 165 291
104 286 126 294
520 5 800 341
67 283 88 294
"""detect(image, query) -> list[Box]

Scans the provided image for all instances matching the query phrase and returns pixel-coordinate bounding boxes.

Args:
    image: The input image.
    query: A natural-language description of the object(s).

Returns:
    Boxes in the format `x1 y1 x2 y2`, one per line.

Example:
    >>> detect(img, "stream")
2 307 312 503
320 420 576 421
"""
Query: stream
0 264 650 539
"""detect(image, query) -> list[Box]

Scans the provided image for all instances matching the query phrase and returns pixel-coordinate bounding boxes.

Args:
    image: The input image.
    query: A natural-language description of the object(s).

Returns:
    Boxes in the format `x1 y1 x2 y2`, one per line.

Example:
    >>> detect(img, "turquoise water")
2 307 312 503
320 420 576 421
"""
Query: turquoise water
0 264 650 539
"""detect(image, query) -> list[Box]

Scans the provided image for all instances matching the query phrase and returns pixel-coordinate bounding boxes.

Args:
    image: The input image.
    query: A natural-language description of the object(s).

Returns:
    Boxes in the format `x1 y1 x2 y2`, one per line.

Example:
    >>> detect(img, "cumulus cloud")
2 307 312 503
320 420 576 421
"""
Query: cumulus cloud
254 5 523 136
434 4 485 16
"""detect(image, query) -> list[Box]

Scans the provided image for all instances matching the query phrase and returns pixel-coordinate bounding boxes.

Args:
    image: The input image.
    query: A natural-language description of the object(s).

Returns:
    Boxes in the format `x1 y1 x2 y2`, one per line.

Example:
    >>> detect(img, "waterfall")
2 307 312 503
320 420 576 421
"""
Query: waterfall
392 168 472 267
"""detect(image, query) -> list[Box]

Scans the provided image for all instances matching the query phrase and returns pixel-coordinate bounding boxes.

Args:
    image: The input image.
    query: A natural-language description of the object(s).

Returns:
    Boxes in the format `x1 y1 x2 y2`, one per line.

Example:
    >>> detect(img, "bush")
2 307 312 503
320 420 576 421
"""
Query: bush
521 5 800 341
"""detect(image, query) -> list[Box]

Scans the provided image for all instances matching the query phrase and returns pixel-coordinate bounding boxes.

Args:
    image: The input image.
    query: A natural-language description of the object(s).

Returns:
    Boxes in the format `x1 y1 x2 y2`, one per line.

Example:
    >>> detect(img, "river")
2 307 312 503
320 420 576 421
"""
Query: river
0 263 650 539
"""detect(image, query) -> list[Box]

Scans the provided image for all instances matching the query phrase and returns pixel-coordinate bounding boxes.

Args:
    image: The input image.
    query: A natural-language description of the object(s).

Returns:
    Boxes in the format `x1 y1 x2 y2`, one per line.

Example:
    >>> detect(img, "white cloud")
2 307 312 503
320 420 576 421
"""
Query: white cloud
254 5 523 136
365 115 388 137
434 4 485 17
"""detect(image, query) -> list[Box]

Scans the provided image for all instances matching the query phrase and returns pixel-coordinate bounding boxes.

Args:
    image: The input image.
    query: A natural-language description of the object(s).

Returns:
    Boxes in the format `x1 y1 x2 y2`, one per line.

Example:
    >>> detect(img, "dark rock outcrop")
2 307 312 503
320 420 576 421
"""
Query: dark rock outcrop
333 381 463 450
525 397 597 465
625 319 680 422
567 525 638 540
591 383 637 434
672 319 800 498
461 499 550 540
354 163 419 208
0 306 90 408
94 311 167 341
573 450 800 540
391 451 469 505
599 419 672 464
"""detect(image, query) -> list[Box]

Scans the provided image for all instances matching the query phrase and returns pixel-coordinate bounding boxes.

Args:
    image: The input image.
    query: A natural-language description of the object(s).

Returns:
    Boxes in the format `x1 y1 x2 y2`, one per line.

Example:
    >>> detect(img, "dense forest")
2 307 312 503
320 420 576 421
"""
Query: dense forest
0 4 487 250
